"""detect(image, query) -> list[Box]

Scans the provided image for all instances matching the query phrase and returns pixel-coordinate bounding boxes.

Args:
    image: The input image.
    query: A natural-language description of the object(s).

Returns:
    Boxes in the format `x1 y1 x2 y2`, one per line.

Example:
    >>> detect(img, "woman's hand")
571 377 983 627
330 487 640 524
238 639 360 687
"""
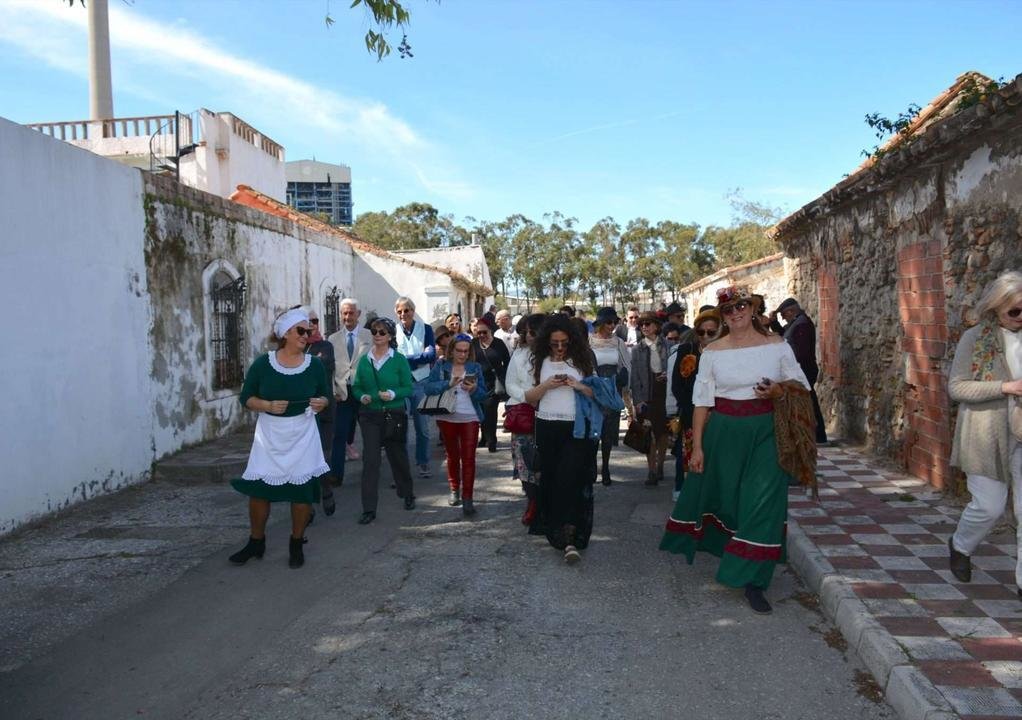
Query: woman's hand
360 394 372 405
1003 379 1022 396
449 374 464 388
566 377 593 397
309 396 327 413
461 377 477 392
689 447 705 473
378 390 396 401
265 399 289 414
754 377 784 400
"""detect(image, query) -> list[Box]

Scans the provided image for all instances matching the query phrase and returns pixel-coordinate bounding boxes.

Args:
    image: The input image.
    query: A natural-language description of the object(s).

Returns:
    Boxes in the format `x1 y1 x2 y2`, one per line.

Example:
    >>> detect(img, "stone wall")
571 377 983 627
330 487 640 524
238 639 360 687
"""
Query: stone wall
773 75 1022 488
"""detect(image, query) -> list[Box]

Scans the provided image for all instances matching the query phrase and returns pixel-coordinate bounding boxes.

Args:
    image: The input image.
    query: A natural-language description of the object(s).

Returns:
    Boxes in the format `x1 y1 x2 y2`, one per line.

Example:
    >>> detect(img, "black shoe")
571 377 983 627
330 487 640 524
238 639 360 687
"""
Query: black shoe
463 498 476 516
322 491 336 516
358 511 376 525
601 466 612 486
288 536 305 569
487 444 497 453
644 470 657 486
229 536 265 565
744 584 772 614
449 490 462 507
404 496 416 511
477 437 486 448
948 537 972 582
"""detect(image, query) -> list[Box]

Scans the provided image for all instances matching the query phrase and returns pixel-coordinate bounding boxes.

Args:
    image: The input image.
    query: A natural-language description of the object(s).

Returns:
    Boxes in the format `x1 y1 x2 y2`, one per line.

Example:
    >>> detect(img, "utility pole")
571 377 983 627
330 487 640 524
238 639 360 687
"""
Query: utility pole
88 0 114 133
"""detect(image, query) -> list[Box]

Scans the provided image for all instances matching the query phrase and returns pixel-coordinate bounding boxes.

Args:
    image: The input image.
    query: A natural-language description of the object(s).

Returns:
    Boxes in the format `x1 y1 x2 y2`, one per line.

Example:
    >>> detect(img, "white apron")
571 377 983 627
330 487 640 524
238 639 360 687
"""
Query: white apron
241 408 330 485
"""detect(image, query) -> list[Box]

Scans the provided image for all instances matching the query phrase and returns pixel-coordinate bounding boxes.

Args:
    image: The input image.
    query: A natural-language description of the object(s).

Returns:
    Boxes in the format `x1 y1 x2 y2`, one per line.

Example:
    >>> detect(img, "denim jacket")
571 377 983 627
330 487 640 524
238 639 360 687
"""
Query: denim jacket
423 360 489 422
573 375 625 440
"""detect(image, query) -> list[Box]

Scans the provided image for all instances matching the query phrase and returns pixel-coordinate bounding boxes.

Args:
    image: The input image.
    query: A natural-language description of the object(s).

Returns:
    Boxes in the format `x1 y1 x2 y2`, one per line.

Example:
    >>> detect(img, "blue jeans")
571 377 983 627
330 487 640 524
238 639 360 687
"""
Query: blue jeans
408 380 430 466
330 391 360 482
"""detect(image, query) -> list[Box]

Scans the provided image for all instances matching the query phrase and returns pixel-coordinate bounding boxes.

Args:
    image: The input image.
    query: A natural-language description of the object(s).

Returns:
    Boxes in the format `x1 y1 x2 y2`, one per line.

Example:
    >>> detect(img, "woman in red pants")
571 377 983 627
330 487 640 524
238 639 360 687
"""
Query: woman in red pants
423 334 489 516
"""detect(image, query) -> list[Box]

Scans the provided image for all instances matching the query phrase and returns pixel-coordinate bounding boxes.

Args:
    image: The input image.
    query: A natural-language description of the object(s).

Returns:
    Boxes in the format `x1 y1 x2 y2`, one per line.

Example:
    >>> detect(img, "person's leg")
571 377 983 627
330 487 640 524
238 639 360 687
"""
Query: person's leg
331 396 357 483
461 421 480 500
437 421 462 494
952 473 1008 556
290 502 311 538
655 434 670 481
410 382 430 468
809 386 828 443
384 429 415 502
484 398 499 452
360 414 383 514
249 498 270 538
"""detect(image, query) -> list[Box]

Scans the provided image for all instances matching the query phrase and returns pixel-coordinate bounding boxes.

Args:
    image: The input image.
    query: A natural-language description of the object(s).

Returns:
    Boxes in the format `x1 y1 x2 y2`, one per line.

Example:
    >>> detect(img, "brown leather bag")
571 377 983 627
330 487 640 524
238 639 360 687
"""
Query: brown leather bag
623 419 652 454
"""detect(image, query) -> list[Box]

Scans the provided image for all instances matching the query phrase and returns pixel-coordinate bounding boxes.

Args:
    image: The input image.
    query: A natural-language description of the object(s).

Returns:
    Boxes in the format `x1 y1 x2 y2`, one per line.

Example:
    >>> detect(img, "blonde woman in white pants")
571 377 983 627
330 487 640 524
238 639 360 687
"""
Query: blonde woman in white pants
948 271 1022 593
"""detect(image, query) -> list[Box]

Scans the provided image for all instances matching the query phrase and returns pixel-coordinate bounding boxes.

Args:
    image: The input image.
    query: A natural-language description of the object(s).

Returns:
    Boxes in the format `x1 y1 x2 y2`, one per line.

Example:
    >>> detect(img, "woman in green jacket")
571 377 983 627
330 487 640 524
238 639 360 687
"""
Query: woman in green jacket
352 317 416 524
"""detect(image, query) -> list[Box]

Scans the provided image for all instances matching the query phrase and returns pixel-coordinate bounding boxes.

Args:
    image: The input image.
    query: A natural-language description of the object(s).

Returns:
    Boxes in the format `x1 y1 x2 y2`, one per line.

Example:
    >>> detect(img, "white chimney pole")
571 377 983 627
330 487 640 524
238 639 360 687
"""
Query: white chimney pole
88 0 114 124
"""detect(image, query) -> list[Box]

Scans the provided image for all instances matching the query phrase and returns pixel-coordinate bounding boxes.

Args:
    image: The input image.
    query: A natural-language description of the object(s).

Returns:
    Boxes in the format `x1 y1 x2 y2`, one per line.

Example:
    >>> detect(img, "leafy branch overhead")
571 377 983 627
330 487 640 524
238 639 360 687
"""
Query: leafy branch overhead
327 0 428 60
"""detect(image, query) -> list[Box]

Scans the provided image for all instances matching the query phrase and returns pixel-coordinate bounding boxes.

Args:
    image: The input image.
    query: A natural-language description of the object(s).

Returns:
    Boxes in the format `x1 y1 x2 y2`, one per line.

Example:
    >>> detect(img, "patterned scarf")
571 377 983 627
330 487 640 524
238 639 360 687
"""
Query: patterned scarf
970 316 1001 381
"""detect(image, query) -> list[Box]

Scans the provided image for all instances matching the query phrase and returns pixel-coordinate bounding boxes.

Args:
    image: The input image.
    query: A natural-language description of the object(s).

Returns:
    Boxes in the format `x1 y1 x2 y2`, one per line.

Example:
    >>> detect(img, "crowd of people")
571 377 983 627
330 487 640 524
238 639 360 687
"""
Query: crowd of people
222 272 1022 615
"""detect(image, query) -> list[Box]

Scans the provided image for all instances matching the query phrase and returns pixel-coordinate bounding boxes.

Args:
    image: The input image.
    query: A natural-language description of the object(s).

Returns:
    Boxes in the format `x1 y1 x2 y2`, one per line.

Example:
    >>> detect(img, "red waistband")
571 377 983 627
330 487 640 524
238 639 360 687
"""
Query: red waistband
713 397 773 416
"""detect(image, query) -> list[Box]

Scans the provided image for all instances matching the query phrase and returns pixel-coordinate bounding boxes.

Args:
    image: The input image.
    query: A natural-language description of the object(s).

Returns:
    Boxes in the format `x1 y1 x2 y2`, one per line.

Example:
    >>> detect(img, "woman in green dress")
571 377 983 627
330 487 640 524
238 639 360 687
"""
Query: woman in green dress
229 308 331 569
659 285 808 613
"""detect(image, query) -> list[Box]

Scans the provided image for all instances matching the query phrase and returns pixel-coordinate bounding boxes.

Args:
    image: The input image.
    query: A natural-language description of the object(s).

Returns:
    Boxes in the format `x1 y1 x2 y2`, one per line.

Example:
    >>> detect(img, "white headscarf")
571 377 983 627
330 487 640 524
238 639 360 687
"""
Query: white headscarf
274 308 309 339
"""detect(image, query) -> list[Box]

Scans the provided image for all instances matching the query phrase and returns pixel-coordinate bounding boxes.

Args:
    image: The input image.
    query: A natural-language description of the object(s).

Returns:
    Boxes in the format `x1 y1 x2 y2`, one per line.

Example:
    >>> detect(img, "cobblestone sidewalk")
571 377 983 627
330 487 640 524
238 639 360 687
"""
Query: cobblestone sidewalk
789 447 1022 720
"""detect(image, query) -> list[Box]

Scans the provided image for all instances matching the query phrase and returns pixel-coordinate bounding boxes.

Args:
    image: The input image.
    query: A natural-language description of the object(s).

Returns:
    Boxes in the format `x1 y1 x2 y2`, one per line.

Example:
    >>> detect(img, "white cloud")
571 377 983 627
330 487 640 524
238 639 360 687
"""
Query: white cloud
0 0 471 201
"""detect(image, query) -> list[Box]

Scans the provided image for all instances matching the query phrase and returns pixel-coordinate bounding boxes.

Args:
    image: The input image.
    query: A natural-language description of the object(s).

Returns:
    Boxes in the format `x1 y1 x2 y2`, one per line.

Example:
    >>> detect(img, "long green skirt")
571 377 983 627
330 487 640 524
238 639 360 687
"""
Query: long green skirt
230 478 321 504
659 410 789 589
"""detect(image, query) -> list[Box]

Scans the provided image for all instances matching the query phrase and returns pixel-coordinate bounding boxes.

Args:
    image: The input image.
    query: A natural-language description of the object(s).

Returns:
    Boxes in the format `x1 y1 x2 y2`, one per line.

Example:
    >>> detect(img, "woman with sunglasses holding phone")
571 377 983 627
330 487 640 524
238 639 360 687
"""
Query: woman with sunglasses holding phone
947 271 1022 590
423 333 489 516
229 308 331 569
526 314 622 564
660 285 808 614
352 317 416 525
667 308 721 502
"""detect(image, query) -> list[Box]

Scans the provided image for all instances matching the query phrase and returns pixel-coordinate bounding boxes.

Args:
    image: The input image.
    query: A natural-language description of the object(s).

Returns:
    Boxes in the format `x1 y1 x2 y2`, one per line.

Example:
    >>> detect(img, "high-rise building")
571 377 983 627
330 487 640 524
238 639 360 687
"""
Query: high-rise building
285 159 353 226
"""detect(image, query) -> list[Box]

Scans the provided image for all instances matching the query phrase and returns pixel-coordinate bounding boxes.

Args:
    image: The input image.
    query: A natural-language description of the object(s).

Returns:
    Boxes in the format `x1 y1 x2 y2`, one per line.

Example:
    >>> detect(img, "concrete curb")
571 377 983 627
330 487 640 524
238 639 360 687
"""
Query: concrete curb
786 521 960 720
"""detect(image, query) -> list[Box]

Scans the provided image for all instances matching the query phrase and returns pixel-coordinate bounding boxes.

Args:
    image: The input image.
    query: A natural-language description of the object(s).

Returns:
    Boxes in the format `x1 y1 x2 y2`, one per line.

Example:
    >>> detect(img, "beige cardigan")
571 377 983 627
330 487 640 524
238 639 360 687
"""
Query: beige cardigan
948 324 1014 482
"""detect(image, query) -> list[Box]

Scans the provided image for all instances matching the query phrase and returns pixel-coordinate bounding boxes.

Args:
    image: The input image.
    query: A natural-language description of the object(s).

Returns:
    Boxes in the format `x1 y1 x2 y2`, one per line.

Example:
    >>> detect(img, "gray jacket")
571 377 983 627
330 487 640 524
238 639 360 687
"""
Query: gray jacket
630 338 668 405
948 324 1014 482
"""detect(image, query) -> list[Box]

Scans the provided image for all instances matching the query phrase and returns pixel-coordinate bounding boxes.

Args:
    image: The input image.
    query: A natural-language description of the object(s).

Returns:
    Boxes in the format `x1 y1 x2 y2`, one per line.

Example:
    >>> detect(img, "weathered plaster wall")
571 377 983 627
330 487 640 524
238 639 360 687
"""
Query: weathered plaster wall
353 252 470 325
143 174 355 459
776 91 1022 488
0 118 153 533
678 253 786 324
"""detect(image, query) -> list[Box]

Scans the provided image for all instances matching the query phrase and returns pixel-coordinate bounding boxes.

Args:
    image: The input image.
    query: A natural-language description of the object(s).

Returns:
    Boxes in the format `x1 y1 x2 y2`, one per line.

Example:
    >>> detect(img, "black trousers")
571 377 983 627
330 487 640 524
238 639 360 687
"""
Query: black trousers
479 396 500 449
359 410 414 513
810 387 828 443
535 418 597 550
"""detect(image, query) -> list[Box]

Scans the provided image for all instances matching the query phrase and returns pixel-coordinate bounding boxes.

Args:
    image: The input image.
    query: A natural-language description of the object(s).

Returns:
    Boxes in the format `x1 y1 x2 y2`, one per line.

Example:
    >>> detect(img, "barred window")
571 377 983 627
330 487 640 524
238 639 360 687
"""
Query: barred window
324 286 341 337
210 273 246 389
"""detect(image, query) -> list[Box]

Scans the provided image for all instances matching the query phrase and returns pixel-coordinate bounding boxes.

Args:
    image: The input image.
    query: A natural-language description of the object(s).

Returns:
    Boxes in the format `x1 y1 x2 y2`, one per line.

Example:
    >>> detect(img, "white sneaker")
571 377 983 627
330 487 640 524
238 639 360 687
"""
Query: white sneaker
564 545 581 565
417 464 431 478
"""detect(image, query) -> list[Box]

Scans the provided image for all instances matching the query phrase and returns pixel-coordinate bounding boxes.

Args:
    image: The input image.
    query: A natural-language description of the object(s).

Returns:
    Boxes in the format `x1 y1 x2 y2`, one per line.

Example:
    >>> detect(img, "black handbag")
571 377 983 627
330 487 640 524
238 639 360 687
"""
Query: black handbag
370 361 408 441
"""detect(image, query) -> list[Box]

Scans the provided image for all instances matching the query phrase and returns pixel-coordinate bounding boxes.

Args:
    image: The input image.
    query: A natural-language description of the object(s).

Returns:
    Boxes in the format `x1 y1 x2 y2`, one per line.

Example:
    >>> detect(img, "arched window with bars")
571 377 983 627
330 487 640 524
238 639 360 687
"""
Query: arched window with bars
323 286 341 337
208 269 246 390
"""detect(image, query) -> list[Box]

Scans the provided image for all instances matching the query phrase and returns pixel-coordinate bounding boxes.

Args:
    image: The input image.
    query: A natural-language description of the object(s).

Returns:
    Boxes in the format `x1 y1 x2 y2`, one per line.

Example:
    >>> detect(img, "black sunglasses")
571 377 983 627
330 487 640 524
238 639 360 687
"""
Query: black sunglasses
1009 307 1022 318
370 328 391 336
295 326 312 336
721 300 750 316
309 318 319 324
696 329 718 337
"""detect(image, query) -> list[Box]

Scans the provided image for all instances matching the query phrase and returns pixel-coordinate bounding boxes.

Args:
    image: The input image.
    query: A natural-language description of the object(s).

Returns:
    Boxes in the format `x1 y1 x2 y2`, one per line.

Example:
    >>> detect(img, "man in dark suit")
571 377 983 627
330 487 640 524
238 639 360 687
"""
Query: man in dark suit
771 298 828 444
614 305 641 347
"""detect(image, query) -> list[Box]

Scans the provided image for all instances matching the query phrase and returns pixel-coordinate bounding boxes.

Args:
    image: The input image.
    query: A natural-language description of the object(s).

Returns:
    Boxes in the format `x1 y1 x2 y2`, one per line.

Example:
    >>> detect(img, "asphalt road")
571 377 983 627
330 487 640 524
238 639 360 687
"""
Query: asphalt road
1 432 892 720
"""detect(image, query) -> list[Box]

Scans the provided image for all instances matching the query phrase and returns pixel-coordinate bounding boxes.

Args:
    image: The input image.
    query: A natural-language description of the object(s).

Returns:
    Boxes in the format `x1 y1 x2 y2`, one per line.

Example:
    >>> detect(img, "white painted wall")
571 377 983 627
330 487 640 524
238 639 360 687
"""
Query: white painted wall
0 117 153 534
353 253 462 325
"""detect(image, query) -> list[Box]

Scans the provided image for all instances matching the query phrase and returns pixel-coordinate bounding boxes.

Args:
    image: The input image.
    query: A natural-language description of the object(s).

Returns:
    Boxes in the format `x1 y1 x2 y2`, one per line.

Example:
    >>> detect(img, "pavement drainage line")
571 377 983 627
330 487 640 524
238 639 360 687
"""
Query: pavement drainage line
786 521 960 720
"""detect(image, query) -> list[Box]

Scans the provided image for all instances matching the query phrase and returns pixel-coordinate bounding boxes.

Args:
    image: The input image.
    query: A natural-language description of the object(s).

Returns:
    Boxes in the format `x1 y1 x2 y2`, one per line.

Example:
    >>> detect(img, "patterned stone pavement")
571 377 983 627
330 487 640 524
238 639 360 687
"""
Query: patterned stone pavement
791 447 1022 719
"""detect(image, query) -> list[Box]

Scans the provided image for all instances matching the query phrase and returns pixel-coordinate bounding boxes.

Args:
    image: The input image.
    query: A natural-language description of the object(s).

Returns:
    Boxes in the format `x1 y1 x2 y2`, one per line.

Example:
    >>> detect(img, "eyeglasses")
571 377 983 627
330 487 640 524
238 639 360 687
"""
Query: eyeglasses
695 329 718 337
549 340 569 348
640 320 656 327
1008 307 1022 318
666 335 680 342
476 330 490 337
721 301 750 316
526 329 537 337
396 308 413 315
295 326 311 336
370 329 391 336
308 318 319 324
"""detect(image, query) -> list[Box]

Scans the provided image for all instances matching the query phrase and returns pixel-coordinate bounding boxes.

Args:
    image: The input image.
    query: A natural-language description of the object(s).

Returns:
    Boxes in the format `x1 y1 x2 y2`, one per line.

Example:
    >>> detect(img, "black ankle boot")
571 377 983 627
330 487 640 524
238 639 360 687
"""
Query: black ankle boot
288 536 305 569
744 584 772 614
601 464 612 486
229 537 265 565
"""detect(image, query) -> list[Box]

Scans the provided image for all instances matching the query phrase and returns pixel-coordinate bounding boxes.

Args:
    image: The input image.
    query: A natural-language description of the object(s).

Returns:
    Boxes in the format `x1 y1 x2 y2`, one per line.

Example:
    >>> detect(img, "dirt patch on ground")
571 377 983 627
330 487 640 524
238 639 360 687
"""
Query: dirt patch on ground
854 670 884 704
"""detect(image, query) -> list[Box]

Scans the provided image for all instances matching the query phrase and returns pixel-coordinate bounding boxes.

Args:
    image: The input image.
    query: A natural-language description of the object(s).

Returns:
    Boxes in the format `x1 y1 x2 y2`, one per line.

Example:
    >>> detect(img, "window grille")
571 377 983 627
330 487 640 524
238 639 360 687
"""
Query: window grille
210 275 246 389
324 286 341 337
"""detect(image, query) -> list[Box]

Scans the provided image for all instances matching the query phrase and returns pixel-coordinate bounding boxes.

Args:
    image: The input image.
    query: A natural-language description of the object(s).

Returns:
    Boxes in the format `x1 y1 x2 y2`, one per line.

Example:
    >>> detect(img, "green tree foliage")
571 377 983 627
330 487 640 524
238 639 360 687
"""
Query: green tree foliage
700 190 784 270
353 202 467 250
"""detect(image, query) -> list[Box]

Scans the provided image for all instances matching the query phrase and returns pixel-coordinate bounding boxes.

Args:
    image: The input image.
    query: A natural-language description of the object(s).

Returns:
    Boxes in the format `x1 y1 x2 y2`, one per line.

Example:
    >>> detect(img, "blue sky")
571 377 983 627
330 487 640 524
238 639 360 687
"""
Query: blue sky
1 0 1019 229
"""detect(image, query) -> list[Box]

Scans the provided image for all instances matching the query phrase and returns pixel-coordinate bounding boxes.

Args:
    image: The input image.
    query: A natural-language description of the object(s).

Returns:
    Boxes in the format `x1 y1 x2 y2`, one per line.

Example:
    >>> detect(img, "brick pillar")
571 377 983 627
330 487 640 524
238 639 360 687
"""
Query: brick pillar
817 263 841 384
897 240 952 488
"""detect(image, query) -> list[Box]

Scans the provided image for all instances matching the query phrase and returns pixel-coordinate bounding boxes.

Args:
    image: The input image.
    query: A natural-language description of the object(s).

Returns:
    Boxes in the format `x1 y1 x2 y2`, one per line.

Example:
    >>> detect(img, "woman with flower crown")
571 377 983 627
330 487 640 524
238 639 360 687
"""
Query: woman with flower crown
659 285 809 614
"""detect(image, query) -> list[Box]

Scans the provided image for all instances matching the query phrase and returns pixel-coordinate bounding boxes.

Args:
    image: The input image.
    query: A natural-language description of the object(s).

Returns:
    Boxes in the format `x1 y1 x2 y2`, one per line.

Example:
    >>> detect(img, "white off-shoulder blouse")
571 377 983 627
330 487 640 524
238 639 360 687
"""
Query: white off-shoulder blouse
692 342 809 408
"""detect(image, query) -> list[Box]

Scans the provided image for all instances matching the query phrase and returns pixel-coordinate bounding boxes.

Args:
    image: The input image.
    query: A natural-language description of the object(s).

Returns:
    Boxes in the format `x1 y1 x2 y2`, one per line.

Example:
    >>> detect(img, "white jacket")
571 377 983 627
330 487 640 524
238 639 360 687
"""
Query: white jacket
504 347 535 407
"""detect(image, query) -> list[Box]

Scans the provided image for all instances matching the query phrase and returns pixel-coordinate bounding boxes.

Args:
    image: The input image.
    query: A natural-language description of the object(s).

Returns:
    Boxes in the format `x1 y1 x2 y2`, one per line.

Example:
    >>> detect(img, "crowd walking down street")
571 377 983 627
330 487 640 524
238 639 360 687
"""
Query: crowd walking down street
4 271 1022 720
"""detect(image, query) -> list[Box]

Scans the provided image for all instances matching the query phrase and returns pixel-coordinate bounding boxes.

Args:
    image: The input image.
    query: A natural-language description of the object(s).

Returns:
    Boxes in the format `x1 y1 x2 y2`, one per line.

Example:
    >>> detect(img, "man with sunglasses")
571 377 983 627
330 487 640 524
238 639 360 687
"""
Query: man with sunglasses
770 298 827 444
615 305 642 347
394 297 437 477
